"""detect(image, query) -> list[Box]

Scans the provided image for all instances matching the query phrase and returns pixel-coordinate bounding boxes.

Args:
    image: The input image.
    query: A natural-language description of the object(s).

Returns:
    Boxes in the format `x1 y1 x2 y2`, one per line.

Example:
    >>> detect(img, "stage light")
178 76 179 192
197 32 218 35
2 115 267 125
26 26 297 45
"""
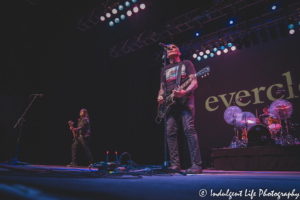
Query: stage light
115 18 120 23
120 14 125 20
233 36 243 50
133 7 139 13
100 16 105 21
199 51 204 56
203 55 208 59
289 29 295 35
288 18 295 29
125 1 130 7
220 45 225 50
205 49 210 54
132 0 137 2
195 32 200 37
127 10 132 16
212 47 218 52
106 13 111 18
223 48 228 53
140 3 146 9
272 5 277 10
112 8 118 14
231 46 236 51
216 50 221 55
227 42 233 47
288 24 295 29
109 21 114 26
229 20 234 25
193 53 197 59
197 56 201 61
118 5 124 11
210 53 214 57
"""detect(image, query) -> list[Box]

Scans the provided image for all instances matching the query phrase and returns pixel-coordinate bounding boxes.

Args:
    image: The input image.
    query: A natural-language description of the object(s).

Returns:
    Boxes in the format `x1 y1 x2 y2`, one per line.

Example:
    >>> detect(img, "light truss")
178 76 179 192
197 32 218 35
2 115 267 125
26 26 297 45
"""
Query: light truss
109 0 265 58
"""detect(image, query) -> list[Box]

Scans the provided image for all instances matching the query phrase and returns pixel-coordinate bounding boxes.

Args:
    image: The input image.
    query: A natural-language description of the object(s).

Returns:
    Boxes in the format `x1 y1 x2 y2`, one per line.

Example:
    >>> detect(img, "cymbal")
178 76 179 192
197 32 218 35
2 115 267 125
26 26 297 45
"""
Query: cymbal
236 112 256 131
270 99 293 120
224 106 242 125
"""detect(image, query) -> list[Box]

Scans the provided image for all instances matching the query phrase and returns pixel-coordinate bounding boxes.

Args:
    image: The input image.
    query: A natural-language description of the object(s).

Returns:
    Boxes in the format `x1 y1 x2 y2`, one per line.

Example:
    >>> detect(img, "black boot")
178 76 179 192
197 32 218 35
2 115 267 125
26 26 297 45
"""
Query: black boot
170 165 181 171
186 164 202 174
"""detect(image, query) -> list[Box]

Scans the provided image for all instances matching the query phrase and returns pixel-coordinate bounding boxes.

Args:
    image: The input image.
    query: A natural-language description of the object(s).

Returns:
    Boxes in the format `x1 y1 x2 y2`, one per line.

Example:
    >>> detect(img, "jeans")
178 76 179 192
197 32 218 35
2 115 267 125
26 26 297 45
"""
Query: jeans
72 135 94 164
166 105 201 167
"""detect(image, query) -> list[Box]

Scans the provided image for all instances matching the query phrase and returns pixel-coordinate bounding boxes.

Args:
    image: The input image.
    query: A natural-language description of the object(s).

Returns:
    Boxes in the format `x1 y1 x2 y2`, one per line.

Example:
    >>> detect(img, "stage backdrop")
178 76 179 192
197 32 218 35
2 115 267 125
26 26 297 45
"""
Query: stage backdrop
192 34 300 149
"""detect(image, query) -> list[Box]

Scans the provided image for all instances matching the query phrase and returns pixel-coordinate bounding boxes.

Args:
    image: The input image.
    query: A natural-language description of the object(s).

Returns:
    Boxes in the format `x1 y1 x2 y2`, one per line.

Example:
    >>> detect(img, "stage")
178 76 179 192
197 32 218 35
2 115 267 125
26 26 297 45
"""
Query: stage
0 164 300 200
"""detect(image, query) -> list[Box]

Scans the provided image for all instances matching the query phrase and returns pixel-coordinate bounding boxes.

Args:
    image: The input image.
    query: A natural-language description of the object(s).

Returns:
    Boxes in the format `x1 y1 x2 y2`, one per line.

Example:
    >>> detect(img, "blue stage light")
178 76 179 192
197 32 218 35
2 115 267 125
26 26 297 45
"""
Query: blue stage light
220 45 225 50
118 5 124 11
109 21 114 26
132 0 137 2
195 32 200 37
197 56 201 61
210 53 214 57
115 18 120 23
203 55 208 59
227 42 233 47
271 5 277 10
120 14 125 20
288 24 295 29
229 20 234 25
125 1 130 7
213 47 218 52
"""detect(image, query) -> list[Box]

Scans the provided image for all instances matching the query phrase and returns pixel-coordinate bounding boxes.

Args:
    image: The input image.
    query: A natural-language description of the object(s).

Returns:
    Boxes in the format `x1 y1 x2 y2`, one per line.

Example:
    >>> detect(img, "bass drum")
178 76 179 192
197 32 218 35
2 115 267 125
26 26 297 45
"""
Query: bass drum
247 125 274 147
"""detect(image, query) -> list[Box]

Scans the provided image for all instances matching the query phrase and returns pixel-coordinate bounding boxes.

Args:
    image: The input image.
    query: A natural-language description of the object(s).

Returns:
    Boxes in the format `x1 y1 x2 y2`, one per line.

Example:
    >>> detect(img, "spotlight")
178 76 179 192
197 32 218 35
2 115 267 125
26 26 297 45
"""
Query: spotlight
133 7 139 13
229 20 234 25
260 28 268 42
210 53 214 57
199 51 204 56
250 32 259 45
118 5 124 11
106 13 111 18
288 18 295 29
127 10 133 16
112 8 118 14
100 16 105 21
289 29 295 35
220 42 225 50
120 14 126 20
203 55 208 59
193 53 197 59
231 46 236 51
212 46 218 52
233 36 243 50
195 32 200 37
227 42 233 48
140 3 146 9
223 48 228 53
269 25 278 39
216 50 221 55
271 5 277 10
125 1 130 7
132 0 137 2
115 18 120 23
197 56 201 61
205 49 210 54
109 21 114 26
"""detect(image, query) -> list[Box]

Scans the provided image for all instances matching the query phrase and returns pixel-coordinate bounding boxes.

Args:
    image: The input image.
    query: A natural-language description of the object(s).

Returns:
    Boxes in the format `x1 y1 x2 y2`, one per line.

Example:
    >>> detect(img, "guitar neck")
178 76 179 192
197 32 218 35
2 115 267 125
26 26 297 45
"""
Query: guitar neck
167 75 196 101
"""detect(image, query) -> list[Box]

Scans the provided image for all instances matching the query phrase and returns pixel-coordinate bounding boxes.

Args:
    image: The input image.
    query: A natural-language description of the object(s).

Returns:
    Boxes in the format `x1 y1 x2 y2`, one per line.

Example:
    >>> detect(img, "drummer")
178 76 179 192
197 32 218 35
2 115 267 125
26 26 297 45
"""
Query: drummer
256 105 269 126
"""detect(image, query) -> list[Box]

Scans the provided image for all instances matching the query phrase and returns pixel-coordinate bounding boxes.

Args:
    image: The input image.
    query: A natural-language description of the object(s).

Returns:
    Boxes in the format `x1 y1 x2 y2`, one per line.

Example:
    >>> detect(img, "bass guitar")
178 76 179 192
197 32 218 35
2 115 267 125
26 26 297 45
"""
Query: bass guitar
155 66 210 124
68 120 78 139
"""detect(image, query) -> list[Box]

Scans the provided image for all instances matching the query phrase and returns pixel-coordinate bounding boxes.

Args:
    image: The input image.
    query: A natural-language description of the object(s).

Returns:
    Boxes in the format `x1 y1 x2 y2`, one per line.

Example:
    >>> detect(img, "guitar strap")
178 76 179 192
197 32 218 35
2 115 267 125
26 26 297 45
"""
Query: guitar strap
175 62 183 88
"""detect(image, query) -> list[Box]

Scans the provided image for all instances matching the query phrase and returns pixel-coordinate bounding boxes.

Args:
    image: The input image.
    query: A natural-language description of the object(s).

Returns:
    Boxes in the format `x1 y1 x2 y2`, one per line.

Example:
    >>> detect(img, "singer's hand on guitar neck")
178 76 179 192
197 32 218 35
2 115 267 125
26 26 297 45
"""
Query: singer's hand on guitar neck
157 95 164 104
173 86 186 98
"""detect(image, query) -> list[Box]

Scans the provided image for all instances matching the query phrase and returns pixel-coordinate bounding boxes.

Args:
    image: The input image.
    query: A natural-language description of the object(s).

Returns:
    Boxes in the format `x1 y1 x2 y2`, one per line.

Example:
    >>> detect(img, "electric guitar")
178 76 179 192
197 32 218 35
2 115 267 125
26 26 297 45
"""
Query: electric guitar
155 66 210 123
68 120 78 139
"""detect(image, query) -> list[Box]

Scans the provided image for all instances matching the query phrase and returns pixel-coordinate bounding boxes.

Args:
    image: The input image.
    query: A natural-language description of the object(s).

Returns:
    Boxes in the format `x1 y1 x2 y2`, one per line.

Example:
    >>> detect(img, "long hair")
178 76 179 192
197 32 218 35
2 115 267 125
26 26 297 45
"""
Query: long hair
81 109 89 119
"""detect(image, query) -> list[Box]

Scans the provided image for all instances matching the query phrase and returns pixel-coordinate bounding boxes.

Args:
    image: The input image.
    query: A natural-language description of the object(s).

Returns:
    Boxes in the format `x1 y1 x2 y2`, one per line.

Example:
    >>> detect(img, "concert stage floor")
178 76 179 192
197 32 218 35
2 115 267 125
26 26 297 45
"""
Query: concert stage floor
0 164 300 200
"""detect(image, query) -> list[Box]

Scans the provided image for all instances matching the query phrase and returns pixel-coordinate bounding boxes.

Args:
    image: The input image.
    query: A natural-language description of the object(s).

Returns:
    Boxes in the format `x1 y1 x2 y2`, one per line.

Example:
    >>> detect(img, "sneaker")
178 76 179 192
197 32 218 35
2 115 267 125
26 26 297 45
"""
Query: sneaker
67 162 77 167
186 164 202 174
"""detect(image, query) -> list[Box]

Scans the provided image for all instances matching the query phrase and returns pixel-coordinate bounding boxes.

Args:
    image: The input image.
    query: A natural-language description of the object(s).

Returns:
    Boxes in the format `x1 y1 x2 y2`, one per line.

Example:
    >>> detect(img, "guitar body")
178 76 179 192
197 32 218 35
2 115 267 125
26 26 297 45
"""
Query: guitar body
68 121 78 139
155 66 210 122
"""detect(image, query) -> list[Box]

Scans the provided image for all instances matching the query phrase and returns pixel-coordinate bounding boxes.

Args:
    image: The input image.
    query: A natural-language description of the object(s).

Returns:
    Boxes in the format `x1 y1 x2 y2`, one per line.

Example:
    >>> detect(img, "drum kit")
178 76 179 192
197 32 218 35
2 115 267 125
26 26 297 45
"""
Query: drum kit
224 99 298 148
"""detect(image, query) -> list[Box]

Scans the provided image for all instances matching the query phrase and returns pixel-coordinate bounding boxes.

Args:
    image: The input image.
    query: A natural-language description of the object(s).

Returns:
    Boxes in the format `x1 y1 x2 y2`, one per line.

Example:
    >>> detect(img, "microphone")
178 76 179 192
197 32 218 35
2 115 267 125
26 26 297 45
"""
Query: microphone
31 94 43 97
159 43 172 50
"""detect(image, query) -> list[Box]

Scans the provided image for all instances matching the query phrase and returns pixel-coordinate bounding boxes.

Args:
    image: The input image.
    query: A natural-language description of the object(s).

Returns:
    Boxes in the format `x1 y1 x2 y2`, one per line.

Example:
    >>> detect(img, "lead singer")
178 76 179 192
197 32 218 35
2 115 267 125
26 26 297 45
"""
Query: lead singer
157 44 202 174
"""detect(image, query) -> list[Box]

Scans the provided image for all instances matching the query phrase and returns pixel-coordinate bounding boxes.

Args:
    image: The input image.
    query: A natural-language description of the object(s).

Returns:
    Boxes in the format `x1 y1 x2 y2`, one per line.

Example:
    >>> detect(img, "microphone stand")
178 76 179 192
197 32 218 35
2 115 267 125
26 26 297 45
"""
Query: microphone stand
7 96 37 165
157 46 186 175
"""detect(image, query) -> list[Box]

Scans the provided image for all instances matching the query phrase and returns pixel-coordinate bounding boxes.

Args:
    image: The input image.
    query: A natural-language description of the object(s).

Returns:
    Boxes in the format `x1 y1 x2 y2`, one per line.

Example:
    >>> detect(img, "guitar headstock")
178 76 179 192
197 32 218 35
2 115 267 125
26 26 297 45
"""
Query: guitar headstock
68 121 74 126
196 66 210 78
